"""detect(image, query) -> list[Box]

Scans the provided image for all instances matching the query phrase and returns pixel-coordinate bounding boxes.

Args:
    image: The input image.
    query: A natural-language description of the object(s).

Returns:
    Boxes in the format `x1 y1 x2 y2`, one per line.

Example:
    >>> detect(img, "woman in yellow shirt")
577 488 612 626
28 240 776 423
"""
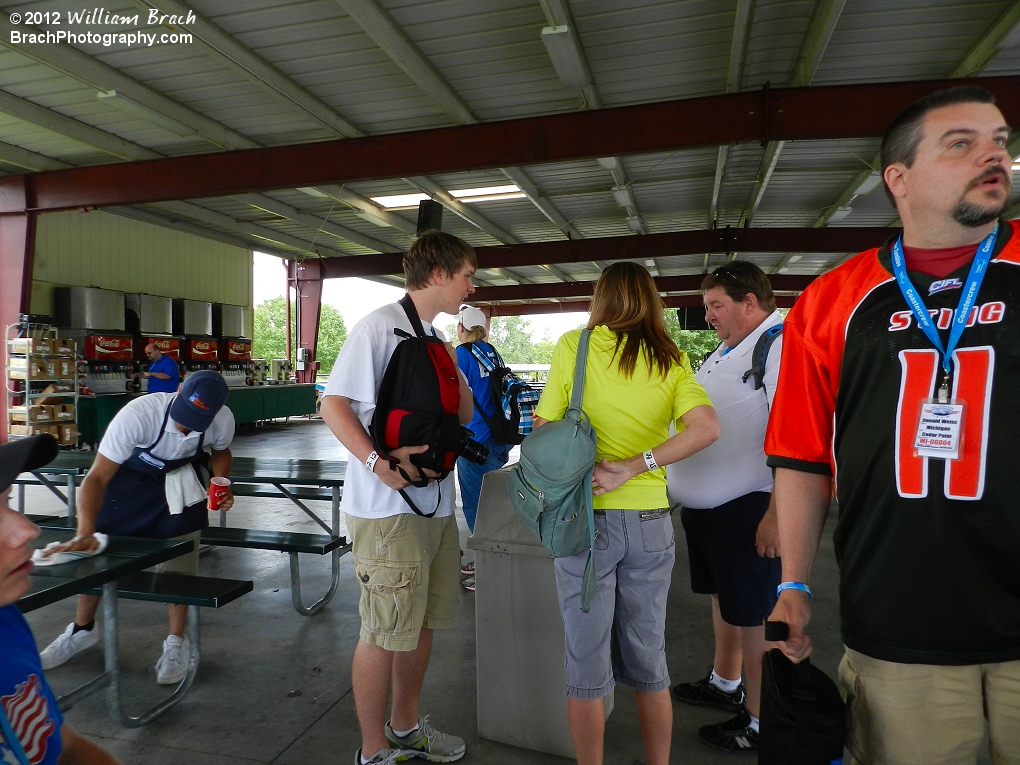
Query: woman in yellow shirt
534 262 719 765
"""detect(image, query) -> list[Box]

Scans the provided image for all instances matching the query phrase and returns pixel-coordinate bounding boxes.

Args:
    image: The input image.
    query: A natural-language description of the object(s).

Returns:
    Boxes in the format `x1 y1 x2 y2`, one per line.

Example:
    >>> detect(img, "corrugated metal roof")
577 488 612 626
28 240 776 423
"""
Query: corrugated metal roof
0 0 1017 292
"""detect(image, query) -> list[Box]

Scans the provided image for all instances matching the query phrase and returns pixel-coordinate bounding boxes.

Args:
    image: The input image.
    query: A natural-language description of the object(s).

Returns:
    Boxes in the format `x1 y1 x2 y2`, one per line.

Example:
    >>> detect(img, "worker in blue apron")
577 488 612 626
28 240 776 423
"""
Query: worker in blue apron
38 371 235 685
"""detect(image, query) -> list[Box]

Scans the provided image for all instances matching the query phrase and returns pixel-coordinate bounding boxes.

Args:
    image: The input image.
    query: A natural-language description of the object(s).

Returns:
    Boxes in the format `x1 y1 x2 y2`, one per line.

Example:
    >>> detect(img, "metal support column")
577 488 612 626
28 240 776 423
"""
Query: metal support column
288 259 324 385
0 176 37 441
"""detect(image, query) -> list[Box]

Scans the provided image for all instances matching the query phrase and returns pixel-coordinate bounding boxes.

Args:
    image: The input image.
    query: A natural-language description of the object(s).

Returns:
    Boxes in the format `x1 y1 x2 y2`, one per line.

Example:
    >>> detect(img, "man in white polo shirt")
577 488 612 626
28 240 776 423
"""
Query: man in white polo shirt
667 261 783 754
37 370 235 685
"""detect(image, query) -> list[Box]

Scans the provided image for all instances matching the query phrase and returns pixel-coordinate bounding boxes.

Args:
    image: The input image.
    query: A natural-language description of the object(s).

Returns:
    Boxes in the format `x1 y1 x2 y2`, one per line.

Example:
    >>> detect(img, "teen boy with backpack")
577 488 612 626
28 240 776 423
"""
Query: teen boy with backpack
320 230 476 765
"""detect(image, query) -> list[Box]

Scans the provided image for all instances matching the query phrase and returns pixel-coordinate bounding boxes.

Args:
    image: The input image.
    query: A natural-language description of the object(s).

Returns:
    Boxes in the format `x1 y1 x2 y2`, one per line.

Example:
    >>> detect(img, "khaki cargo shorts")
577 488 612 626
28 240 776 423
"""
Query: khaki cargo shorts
840 647 1020 765
346 512 460 651
145 529 201 576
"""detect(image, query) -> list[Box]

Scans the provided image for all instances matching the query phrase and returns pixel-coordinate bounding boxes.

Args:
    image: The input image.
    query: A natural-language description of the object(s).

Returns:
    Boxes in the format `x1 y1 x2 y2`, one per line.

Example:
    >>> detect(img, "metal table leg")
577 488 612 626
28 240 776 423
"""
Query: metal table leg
57 586 200 726
102 587 201 727
288 485 346 616
66 473 77 523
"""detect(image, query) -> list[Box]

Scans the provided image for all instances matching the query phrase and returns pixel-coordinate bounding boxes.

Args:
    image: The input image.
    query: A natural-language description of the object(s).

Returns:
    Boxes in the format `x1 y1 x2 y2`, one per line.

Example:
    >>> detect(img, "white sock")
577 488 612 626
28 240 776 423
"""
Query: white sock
748 713 760 733
708 668 741 692
391 724 419 738
361 748 388 764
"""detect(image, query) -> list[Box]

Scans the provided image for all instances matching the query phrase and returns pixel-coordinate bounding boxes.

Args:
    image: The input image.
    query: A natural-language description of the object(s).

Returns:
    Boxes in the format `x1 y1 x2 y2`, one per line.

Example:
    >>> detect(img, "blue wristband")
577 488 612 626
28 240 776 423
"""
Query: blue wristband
776 581 812 600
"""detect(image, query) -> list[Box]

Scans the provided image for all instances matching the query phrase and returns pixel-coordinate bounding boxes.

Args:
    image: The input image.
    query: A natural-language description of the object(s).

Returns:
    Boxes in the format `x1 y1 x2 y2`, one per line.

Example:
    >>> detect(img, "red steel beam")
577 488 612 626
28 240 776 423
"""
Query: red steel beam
2 76 1019 213
471 274 815 304
288 259 323 384
319 227 893 278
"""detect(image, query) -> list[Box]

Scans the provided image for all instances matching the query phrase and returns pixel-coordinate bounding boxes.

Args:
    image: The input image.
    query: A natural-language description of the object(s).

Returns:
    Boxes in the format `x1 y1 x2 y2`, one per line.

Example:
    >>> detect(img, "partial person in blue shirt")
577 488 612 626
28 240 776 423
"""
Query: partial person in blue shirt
142 343 180 394
454 306 512 555
0 435 121 765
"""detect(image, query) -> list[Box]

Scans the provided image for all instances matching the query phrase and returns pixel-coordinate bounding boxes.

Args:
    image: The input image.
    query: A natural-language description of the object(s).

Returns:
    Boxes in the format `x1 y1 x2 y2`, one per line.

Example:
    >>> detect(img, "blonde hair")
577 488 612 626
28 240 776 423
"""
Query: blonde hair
460 325 486 343
587 262 681 379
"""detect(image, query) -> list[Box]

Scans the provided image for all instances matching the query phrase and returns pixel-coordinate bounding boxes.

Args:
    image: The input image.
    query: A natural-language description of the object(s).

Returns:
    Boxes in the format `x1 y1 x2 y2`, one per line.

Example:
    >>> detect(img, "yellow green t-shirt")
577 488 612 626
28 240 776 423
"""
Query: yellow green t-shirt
534 326 713 510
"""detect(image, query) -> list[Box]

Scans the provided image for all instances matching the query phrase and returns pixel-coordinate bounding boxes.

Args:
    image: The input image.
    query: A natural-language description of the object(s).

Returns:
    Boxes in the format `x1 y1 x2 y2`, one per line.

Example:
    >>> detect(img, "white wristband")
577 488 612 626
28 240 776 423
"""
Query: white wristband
365 451 381 473
643 450 658 472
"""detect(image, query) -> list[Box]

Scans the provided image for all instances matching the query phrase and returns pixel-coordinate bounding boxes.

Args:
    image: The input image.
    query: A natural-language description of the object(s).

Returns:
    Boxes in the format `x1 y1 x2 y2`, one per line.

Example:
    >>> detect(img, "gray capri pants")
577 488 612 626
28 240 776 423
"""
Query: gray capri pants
553 508 675 700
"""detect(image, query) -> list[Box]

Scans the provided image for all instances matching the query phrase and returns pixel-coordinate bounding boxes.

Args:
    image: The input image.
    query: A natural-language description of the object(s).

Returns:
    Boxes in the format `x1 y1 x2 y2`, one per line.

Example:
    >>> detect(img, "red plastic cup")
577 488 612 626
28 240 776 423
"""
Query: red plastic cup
208 477 231 510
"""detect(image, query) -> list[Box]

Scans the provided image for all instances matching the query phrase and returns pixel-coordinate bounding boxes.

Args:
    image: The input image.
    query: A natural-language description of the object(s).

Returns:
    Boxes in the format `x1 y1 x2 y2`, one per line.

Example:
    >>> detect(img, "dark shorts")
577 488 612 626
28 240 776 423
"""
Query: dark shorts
679 491 780 628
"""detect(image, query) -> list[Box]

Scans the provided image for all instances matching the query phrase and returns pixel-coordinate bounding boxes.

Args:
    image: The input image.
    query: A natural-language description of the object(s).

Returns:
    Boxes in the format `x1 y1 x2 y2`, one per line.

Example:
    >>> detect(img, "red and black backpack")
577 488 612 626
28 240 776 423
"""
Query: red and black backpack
370 294 483 516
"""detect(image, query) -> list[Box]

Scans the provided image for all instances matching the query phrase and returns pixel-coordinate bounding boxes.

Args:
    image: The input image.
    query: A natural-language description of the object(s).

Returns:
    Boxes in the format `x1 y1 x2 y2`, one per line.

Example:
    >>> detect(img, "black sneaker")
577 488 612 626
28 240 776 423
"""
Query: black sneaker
672 668 746 712
697 707 758 753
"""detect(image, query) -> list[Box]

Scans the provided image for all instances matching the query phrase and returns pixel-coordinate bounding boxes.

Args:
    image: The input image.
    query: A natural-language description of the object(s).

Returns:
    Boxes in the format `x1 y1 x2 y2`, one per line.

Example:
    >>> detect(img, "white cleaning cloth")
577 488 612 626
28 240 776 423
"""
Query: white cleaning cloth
165 464 206 515
32 533 110 566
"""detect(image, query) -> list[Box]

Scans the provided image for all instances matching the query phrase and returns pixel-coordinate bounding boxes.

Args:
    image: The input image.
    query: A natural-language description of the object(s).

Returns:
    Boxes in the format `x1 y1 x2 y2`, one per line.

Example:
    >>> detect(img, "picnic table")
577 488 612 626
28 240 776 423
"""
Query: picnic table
20 529 253 727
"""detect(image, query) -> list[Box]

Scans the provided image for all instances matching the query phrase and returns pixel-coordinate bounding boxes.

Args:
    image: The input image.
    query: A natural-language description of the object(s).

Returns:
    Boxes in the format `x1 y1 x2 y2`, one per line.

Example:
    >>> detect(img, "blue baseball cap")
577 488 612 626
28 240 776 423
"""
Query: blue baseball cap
169 370 229 432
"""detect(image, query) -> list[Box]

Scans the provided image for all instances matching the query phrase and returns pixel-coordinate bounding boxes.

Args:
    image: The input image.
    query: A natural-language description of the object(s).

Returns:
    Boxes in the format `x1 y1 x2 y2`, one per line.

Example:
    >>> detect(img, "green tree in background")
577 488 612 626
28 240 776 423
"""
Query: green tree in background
315 304 348 374
487 315 536 364
252 297 347 375
663 309 718 369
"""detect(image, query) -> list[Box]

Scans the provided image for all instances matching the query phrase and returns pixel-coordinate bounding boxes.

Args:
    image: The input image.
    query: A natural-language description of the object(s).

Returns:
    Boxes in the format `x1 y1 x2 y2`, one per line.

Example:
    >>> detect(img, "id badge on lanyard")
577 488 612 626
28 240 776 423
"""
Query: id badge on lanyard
891 228 995 462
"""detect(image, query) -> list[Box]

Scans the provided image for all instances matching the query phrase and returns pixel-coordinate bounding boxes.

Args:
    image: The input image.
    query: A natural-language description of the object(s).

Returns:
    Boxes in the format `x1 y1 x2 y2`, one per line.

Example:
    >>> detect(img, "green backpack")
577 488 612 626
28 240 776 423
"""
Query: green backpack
507 329 598 612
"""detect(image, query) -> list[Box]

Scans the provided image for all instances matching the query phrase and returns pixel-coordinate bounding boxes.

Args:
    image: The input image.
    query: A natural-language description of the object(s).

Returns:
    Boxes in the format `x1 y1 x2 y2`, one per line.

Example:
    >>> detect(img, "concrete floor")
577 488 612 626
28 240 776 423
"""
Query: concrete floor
18 418 991 764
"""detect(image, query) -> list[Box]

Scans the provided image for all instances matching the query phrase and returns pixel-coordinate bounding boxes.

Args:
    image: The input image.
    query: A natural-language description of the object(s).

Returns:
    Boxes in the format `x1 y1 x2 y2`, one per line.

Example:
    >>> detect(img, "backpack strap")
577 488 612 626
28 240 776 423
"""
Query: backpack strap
398 293 427 339
571 330 598 613
466 341 497 373
742 324 783 391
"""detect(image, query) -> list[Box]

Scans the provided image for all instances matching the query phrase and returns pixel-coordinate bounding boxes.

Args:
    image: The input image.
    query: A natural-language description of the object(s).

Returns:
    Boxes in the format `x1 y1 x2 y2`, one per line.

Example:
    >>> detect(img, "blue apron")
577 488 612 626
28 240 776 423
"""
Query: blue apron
95 398 210 538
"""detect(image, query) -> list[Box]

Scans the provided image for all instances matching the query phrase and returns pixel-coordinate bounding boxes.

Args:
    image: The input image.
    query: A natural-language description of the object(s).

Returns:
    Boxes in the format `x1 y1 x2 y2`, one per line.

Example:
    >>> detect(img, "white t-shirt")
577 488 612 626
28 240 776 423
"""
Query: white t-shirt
667 311 783 509
98 392 235 464
323 302 456 519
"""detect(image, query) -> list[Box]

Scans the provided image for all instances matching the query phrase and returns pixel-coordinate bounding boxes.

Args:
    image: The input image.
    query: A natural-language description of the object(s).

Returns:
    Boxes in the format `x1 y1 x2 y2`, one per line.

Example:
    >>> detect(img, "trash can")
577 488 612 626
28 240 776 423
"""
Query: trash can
468 466 613 758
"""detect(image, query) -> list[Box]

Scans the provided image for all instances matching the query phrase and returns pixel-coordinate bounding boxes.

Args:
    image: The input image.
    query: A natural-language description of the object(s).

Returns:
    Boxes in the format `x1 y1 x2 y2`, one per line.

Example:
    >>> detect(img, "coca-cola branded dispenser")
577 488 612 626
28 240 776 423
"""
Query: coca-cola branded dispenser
219 338 253 387
55 287 135 394
74 333 135 394
181 337 219 378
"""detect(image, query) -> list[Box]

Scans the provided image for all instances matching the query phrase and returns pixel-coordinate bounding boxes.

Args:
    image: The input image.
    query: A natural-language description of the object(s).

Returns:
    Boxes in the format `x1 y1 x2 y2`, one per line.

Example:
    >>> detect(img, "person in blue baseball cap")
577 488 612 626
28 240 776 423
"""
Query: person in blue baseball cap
38 370 236 685
0 435 122 764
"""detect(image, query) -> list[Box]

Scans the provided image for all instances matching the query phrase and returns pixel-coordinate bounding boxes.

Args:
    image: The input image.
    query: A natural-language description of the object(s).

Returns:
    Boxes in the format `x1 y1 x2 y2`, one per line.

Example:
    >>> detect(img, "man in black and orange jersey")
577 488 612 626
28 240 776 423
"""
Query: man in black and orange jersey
766 86 1020 764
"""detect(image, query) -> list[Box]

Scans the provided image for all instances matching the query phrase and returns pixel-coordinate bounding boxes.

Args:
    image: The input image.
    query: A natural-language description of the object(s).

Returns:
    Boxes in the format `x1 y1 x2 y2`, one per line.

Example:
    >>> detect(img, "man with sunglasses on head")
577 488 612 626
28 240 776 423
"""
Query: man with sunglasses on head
767 86 1020 764
668 261 783 753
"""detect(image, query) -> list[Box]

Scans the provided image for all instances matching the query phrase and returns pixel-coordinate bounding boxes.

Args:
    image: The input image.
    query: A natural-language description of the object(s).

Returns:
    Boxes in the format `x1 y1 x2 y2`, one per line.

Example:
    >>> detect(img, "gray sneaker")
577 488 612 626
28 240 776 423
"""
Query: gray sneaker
39 622 99 670
354 748 414 765
385 716 466 762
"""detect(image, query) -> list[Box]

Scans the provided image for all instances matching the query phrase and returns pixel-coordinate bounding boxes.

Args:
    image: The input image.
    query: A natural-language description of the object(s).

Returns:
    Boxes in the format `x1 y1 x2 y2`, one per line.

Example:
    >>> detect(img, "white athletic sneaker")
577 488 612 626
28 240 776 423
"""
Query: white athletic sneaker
39 622 99 670
155 635 190 685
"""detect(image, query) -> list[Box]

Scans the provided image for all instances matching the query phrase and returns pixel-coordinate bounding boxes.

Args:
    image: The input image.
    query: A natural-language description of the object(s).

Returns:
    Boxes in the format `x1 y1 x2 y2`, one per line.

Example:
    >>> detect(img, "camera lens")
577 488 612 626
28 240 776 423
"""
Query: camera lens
459 436 490 466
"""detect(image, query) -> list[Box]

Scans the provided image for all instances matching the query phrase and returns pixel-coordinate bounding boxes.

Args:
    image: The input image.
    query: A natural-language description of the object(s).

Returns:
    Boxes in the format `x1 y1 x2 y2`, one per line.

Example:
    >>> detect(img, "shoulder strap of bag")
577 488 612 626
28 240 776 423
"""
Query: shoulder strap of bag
0 703 32 765
572 329 598 613
466 342 497 373
398 293 427 339
570 329 592 412
742 324 783 392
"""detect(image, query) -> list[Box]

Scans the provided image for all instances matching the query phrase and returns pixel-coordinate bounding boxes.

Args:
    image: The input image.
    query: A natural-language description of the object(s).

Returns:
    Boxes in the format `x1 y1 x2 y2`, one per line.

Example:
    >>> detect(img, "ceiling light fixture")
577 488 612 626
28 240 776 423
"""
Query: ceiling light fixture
828 206 854 223
370 193 430 209
449 185 526 203
627 215 646 234
541 25 593 90
854 172 883 196
613 185 636 209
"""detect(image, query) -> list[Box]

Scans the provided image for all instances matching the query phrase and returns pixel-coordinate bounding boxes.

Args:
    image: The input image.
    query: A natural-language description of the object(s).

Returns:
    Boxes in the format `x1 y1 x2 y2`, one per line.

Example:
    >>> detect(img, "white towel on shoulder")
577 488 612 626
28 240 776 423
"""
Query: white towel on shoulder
165 464 207 515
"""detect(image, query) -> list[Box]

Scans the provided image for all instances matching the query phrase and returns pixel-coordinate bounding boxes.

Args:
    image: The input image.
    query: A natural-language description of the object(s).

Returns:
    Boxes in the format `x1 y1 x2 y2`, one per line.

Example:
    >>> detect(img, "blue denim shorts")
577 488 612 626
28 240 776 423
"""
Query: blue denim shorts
553 508 675 700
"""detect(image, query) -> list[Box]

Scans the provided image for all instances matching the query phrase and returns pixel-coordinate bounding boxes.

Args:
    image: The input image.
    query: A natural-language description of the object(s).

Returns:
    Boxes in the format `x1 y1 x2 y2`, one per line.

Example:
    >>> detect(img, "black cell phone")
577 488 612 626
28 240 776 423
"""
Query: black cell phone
764 620 790 641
